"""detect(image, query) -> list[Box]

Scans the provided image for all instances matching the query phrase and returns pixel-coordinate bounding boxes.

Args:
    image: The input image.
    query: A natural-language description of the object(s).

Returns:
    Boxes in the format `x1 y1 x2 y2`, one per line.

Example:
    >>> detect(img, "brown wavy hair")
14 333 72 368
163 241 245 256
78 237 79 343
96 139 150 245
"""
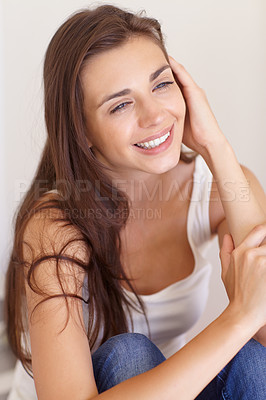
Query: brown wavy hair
4 4 194 374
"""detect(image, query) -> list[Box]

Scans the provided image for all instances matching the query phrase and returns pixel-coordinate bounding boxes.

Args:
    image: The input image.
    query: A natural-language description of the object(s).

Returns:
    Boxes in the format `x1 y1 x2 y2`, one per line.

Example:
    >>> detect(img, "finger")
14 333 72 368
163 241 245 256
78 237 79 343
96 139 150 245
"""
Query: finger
168 56 197 89
244 244 266 258
220 234 234 278
240 224 266 250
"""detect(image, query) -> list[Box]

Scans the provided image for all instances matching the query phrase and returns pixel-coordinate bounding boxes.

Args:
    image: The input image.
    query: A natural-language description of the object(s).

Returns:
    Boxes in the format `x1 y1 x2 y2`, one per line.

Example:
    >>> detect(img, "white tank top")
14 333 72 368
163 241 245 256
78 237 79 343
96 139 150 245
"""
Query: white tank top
90 155 214 357
8 156 214 399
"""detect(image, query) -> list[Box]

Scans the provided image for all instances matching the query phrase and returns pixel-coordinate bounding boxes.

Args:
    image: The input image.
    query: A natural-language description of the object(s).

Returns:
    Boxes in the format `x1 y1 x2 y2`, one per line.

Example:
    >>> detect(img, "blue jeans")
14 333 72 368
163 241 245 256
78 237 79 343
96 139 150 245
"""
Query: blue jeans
92 333 266 399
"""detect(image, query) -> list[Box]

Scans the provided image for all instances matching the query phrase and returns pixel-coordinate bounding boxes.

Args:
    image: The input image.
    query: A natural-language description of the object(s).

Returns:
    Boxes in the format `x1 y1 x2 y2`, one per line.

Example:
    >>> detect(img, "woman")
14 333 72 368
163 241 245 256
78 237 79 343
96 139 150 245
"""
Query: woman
5 5 266 400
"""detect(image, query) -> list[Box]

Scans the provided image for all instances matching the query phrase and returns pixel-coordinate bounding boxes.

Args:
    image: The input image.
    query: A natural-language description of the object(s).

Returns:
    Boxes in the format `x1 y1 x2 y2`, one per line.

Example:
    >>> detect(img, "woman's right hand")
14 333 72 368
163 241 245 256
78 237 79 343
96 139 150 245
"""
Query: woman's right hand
220 224 266 330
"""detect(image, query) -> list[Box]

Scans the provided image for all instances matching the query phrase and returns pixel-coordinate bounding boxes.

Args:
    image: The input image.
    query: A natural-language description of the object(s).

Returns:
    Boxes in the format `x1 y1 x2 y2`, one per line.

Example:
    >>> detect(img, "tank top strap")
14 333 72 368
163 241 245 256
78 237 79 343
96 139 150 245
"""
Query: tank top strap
187 155 214 252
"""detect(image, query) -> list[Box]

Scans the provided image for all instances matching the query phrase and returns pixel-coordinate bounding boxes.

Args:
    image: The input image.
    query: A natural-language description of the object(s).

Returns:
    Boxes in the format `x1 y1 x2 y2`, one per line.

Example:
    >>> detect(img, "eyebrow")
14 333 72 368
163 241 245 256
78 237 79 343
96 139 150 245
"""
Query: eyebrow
98 64 171 108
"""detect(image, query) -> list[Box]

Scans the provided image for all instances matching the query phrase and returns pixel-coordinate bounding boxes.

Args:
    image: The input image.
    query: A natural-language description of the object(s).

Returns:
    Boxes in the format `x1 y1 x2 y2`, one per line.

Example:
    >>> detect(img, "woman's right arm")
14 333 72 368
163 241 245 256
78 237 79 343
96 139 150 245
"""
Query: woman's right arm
23 207 99 400
26 212 266 400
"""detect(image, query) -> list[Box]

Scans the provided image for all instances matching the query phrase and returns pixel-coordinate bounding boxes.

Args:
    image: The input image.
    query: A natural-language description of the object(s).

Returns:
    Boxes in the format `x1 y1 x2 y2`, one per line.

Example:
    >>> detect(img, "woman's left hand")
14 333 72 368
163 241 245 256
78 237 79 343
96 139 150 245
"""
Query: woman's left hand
169 56 227 158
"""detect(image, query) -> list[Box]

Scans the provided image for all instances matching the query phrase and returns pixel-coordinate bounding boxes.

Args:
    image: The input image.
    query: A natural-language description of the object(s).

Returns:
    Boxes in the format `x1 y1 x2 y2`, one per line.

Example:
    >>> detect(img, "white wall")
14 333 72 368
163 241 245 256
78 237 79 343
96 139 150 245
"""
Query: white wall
0 0 6 296
1 0 265 332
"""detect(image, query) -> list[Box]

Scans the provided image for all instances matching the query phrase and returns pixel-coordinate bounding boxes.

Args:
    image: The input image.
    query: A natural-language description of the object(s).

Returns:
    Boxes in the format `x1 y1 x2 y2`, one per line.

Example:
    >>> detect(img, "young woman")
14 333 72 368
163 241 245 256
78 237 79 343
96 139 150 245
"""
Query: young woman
5 5 266 400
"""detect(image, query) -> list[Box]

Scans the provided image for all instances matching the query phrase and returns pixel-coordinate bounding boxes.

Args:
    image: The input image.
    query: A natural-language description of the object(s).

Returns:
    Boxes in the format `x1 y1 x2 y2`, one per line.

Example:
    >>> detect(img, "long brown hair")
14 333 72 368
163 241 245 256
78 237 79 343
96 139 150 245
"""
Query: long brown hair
5 4 193 374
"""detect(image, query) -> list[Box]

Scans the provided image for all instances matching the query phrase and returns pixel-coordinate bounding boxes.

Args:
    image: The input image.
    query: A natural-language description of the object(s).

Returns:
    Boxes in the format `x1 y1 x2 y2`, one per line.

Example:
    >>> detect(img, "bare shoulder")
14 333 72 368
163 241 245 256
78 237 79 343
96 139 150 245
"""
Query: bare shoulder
23 191 89 264
23 192 89 314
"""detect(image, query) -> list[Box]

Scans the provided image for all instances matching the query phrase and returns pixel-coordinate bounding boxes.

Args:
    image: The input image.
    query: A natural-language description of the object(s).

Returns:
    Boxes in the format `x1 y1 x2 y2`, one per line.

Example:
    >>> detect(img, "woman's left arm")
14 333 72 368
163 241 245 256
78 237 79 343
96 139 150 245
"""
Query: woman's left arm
210 167 266 345
169 57 266 344
206 146 266 246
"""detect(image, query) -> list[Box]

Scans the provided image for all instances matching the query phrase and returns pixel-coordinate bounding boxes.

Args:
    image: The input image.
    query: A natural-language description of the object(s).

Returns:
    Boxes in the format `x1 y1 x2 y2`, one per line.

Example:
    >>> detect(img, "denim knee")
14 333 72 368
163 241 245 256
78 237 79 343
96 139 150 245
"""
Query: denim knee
92 333 166 393
219 339 266 400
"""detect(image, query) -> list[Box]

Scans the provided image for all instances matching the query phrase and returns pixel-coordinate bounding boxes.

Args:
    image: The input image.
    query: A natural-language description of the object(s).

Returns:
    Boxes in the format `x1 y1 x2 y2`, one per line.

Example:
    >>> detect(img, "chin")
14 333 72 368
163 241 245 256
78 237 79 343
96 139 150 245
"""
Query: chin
150 153 181 175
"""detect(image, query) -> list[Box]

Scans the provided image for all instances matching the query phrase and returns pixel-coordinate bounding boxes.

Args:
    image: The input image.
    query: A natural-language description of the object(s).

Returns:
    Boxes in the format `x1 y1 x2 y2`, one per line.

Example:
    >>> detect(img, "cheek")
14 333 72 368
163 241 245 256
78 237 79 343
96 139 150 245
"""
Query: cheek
85 115 111 148
84 113 98 147
88 119 131 151
105 118 133 143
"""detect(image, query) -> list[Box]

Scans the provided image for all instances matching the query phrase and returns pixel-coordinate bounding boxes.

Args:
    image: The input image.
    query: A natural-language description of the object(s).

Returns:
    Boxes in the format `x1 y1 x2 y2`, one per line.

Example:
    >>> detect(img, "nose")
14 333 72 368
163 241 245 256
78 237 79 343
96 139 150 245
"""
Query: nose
137 97 166 129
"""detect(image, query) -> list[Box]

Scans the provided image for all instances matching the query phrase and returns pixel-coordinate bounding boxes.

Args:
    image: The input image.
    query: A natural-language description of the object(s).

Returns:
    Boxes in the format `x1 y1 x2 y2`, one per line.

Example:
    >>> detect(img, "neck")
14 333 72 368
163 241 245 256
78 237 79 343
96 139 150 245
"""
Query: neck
109 162 185 209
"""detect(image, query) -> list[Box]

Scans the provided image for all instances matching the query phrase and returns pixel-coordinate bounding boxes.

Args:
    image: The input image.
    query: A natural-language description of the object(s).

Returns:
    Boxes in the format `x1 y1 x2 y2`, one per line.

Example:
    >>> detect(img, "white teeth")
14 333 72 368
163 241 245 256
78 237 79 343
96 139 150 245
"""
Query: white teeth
136 131 170 149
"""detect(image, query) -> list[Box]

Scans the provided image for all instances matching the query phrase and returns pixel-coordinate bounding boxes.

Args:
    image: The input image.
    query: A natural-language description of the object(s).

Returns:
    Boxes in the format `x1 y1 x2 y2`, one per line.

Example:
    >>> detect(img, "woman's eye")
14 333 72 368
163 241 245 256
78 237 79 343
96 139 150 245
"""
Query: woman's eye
110 102 132 114
153 81 174 91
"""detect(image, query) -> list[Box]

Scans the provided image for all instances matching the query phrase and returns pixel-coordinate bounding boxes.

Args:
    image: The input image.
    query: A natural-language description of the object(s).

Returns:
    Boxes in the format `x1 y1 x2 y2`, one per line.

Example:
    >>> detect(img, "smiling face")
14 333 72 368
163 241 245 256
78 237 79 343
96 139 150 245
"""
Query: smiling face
81 36 186 180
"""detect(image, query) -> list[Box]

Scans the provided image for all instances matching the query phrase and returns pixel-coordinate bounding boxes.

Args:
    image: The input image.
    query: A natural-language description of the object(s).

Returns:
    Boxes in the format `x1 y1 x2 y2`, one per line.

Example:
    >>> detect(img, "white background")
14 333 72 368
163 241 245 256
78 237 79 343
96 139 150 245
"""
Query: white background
1 0 265 335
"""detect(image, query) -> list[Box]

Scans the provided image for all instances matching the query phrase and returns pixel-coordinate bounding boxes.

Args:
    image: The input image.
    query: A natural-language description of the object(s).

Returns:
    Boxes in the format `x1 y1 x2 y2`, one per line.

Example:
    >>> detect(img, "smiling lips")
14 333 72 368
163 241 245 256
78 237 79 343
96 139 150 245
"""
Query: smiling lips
135 131 170 150
134 125 173 150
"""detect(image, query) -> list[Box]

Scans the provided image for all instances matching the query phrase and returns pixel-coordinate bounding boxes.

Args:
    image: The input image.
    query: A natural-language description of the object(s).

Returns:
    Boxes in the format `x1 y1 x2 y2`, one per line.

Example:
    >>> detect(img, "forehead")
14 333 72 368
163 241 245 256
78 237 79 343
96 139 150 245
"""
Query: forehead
81 36 168 103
